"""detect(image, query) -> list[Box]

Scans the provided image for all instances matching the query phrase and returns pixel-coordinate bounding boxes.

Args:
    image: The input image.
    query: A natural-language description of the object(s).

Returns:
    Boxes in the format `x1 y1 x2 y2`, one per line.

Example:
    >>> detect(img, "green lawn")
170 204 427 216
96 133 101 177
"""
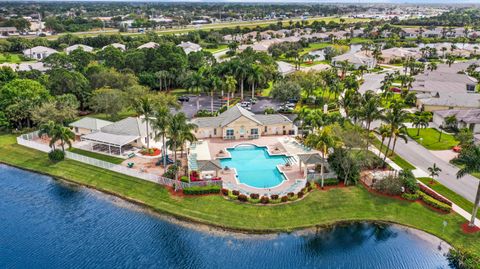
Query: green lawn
203 44 228 53
371 138 416 170
68 148 125 164
407 128 459 151
0 53 22 64
0 133 479 255
418 178 478 218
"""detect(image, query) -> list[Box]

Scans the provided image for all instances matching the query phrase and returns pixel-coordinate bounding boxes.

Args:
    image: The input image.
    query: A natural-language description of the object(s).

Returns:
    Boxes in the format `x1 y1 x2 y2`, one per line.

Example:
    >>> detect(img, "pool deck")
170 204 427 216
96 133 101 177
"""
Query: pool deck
191 136 318 195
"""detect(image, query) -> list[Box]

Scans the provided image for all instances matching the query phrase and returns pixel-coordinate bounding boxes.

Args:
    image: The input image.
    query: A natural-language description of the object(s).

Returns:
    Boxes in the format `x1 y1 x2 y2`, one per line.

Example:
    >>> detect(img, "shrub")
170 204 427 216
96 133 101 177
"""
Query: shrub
288 192 295 197
401 192 419 201
182 185 221 195
238 194 248 202
305 181 311 188
179 176 189 183
250 193 259 199
260 196 270 204
300 187 306 193
163 164 178 179
321 178 339 186
418 191 452 212
297 191 304 198
419 184 452 206
232 190 240 196
372 175 403 195
447 248 480 269
221 188 229 196
281 196 288 202
48 149 65 162
270 194 279 200
399 170 419 193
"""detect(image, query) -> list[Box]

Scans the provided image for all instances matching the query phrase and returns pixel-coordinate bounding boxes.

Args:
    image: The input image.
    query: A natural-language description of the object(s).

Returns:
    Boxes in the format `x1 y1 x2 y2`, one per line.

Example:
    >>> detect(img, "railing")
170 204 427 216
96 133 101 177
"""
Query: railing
223 135 235 140
248 134 259 139
306 172 337 182
17 131 222 189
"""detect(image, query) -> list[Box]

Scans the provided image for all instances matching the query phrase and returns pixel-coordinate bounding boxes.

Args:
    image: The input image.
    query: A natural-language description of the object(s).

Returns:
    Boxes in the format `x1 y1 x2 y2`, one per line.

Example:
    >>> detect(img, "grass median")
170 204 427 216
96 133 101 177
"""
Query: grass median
407 128 458 151
0 133 479 254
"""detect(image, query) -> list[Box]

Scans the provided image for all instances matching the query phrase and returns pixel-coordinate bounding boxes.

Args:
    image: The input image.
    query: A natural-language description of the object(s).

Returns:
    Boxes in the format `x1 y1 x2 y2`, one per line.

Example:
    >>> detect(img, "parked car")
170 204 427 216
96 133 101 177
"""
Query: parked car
177 96 190 102
248 97 258 104
240 101 251 107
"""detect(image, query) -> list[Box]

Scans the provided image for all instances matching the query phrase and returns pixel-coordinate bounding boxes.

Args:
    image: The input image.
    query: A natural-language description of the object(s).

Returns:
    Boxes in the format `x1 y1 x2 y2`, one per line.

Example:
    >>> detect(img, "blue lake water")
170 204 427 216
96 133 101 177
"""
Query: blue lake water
0 164 452 269
220 145 287 188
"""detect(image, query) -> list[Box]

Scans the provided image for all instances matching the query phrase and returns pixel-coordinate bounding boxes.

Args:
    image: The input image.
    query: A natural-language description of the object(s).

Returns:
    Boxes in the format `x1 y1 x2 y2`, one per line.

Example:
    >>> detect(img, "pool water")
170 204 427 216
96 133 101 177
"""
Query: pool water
220 145 287 188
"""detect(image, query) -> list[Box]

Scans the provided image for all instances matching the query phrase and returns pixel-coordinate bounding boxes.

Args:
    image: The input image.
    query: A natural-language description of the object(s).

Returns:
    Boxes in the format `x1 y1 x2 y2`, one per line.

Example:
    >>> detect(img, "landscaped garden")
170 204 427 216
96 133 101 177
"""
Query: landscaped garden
407 128 459 150
1 133 479 257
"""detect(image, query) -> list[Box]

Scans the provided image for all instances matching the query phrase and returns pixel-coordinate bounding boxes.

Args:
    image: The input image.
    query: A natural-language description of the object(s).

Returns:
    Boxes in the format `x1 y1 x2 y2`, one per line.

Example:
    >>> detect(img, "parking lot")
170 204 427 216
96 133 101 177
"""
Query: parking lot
178 94 283 118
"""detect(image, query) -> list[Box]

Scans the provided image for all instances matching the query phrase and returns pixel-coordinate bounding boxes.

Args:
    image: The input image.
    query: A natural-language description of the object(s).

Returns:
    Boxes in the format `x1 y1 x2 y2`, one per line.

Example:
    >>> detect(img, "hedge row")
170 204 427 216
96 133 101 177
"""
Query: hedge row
418 191 452 212
222 183 314 204
419 184 452 206
401 192 419 201
321 178 340 186
183 185 221 195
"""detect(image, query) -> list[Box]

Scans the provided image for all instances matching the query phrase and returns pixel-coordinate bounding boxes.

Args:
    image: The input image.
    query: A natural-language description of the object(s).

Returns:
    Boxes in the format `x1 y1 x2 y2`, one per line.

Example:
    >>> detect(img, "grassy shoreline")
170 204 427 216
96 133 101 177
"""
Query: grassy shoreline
1 134 479 255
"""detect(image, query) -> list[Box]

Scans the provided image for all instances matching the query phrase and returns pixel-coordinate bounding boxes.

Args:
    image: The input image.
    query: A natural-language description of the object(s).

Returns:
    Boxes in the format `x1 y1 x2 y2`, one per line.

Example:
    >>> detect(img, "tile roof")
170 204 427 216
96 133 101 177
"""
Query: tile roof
100 117 151 137
69 117 113 130
434 109 480 124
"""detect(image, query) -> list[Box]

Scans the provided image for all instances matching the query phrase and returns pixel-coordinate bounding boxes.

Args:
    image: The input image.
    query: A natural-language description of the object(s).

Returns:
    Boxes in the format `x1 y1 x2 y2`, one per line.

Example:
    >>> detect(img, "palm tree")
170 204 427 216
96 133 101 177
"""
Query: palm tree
391 126 408 156
305 127 337 188
38 120 59 150
381 102 409 164
178 121 198 159
247 65 265 99
374 124 391 157
427 163 442 184
411 113 430 136
361 91 382 152
166 112 197 163
134 96 155 150
234 60 248 100
152 105 171 167
209 76 222 113
427 62 437 72
224 75 237 107
55 126 75 152
456 146 480 227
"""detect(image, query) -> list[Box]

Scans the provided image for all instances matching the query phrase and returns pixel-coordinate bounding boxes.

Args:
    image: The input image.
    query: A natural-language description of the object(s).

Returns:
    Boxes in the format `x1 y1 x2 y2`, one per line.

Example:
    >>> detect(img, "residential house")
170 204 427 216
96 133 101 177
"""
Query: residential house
0 62 49 72
191 104 296 139
23 46 57 60
177 41 202 54
102 43 126 51
137 42 159 49
379 47 421 63
65 44 94 54
433 109 480 133
331 52 377 69
0 27 17 36
401 28 419 38
69 117 113 138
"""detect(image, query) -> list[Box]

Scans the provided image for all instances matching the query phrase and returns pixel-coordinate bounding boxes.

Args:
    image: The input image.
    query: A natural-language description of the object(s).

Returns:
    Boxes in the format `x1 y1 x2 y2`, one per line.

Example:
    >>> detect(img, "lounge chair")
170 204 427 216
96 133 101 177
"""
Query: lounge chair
127 162 134 168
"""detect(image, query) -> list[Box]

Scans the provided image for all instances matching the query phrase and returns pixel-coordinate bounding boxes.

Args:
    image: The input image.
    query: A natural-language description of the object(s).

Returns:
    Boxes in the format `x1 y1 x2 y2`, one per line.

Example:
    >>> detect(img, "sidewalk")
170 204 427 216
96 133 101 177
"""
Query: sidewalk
369 146 480 228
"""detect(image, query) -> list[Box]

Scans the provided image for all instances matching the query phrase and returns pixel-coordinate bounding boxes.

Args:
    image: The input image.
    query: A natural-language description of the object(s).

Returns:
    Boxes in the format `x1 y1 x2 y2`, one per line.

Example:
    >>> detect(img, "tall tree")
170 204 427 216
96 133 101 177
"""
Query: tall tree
152 105 172 167
134 96 156 150
455 146 480 227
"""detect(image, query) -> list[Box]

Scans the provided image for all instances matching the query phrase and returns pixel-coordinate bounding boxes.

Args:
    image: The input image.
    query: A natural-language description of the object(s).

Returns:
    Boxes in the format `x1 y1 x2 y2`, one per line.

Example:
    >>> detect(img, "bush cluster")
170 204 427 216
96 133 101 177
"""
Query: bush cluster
163 164 178 179
321 178 340 186
281 196 289 202
221 188 229 196
288 192 295 197
447 248 480 269
297 191 304 198
418 191 452 212
182 185 221 195
250 193 259 199
260 196 270 204
419 184 452 206
270 194 279 200
238 194 248 202
372 175 403 195
48 149 65 162
232 190 240 196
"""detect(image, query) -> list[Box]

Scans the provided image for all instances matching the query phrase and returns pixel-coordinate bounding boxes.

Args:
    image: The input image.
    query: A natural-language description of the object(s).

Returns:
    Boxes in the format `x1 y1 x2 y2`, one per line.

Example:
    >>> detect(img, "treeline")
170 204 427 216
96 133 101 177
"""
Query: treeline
0 38 278 130
396 9 480 27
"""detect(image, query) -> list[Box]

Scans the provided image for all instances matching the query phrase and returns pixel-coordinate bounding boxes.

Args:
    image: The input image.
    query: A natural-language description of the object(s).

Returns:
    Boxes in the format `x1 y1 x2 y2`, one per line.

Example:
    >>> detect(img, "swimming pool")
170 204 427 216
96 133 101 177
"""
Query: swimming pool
219 144 287 188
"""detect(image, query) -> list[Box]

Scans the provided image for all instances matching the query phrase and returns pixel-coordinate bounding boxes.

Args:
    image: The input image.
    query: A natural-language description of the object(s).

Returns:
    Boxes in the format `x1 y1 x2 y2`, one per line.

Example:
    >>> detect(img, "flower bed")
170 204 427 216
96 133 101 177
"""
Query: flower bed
140 148 161 156
222 182 314 205
417 191 452 213
419 184 452 206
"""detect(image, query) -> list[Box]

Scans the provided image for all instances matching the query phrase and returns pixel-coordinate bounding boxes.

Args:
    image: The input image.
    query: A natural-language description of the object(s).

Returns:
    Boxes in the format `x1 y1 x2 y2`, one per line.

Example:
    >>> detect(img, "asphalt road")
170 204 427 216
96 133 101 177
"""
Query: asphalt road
383 132 479 203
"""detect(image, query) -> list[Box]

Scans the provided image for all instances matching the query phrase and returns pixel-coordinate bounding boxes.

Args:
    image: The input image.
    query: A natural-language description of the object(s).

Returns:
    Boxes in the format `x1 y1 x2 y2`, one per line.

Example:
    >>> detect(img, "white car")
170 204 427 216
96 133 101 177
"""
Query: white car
240 101 251 107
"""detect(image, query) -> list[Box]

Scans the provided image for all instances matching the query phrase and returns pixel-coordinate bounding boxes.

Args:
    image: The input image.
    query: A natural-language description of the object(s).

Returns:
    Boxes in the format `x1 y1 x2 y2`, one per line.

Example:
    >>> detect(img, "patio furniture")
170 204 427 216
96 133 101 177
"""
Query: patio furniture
127 153 136 158
127 162 134 168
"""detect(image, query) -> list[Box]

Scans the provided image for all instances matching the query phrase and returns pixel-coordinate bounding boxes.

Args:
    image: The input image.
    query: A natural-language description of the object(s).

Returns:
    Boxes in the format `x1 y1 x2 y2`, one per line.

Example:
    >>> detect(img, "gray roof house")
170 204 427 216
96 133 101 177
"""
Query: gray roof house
177 41 202 54
137 42 159 49
69 117 113 132
65 44 94 54
191 104 296 139
433 109 480 134
331 52 376 69
102 43 126 51
23 46 57 60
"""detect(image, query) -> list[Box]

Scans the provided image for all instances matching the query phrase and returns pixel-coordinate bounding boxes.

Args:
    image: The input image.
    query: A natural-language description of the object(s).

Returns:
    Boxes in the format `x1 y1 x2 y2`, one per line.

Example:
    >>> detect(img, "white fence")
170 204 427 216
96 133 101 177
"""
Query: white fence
17 131 223 190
